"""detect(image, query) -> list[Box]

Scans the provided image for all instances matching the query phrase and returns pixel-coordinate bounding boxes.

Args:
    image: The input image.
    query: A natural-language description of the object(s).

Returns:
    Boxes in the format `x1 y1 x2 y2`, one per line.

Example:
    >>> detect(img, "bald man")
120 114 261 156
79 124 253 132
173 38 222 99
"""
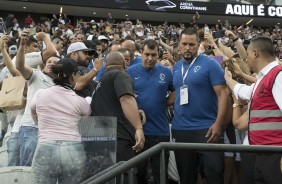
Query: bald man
91 52 145 183
121 40 142 67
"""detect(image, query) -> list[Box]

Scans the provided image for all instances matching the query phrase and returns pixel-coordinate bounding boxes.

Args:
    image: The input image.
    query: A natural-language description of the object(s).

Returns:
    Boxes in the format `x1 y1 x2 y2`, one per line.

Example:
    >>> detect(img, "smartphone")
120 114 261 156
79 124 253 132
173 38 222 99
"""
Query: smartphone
213 30 225 38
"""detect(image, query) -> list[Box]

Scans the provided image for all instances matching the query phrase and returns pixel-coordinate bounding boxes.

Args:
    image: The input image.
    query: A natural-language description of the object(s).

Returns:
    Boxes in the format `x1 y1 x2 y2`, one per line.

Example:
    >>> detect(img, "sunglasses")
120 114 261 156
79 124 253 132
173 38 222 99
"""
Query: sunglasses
80 50 97 57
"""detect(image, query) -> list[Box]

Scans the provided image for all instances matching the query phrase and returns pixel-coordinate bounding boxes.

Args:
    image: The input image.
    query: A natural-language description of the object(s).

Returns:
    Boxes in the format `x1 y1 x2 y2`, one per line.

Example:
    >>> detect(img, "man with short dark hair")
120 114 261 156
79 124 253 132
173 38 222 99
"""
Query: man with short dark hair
94 39 120 81
171 28 229 184
66 42 102 97
15 30 60 166
76 33 85 42
127 39 174 184
225 36 282 183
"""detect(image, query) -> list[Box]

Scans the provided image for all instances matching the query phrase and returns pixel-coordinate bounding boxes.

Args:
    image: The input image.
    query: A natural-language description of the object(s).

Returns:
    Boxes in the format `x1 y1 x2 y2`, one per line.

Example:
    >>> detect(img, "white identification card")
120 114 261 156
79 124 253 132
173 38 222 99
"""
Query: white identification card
180 85 188 105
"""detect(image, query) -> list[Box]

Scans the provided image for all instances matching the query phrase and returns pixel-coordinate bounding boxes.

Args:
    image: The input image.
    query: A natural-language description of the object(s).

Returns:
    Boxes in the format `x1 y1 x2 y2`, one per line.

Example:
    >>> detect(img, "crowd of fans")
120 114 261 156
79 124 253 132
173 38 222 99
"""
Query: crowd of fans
0 10 281 184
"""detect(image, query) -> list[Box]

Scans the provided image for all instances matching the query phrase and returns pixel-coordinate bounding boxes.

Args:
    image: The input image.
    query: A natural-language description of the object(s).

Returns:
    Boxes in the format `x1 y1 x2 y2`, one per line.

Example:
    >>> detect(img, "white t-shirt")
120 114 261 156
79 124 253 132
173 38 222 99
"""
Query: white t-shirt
20 69 54 127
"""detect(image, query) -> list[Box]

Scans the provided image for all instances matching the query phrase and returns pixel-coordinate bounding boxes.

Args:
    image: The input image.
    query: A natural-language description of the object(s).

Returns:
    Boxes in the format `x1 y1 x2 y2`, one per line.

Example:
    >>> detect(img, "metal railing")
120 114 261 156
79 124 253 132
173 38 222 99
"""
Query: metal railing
82 142 282 184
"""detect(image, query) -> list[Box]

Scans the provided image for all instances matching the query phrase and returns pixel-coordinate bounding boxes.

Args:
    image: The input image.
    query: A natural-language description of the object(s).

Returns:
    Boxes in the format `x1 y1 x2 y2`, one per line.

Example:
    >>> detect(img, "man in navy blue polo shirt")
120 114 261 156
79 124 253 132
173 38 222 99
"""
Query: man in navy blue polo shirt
171 28 229 184
127 39 174 184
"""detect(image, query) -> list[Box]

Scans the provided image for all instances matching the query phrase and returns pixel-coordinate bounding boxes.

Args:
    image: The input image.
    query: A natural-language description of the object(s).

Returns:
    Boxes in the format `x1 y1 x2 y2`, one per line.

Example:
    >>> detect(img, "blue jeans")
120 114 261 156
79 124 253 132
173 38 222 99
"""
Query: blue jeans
18 126 38 166
31 141 86 184
7 132 20 166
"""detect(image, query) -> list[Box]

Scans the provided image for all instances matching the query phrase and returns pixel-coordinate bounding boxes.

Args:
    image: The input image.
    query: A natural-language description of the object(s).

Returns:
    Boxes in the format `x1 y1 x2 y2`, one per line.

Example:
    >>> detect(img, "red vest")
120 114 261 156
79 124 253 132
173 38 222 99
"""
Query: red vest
249 65 282 146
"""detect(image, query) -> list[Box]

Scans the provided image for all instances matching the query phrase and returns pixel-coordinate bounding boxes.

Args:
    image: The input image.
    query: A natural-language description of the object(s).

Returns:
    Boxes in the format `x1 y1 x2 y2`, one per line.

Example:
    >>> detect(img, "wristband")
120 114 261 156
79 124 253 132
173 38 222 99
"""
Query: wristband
232 37 239 42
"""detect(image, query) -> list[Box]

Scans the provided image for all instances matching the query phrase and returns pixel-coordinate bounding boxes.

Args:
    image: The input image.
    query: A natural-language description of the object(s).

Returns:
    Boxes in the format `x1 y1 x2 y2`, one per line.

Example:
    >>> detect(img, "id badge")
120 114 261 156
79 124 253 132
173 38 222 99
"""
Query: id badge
180 85 188 105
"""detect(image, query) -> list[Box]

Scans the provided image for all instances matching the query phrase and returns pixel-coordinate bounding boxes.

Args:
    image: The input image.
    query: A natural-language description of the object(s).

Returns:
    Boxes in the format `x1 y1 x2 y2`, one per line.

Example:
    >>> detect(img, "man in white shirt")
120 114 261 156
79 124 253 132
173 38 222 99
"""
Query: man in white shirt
14 30 59 166
225 36 282 183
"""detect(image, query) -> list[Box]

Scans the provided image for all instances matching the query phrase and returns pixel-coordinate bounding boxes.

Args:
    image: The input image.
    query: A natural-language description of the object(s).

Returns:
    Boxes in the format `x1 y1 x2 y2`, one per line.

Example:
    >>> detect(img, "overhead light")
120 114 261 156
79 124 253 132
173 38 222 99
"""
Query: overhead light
93 12 96 15
23 7 26 9
125 14 128 17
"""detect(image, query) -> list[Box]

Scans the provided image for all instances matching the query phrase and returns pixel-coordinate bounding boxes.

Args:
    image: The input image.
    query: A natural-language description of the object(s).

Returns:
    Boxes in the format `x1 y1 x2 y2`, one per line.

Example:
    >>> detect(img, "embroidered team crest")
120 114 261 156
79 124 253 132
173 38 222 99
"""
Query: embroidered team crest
194 66 201 73
159 73 165 81
159 73 166 83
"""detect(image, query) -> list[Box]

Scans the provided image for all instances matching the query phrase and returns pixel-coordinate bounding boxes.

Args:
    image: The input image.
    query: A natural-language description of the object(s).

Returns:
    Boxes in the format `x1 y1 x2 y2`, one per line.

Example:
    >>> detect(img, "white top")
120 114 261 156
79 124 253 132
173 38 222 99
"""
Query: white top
20 69 54 127
234 61 282 110
30 86 91 143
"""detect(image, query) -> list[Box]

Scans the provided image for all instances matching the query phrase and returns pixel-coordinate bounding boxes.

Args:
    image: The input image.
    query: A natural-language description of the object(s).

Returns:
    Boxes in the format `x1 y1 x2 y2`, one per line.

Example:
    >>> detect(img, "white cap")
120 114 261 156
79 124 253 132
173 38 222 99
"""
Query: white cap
9 45 17 55
67 42 88 55
90 20 95 23
98 35 108 41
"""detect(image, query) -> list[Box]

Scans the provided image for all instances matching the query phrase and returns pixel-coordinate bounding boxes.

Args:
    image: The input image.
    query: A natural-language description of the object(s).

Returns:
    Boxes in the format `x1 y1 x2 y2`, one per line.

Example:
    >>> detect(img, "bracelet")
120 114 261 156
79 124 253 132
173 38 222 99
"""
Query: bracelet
136 128 143 131
232 37 239 42
93 67 98 72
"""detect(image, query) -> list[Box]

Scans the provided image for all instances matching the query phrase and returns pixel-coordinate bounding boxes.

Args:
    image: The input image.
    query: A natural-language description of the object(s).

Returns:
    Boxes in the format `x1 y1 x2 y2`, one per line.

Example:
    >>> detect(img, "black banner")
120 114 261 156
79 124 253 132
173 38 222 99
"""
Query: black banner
16 0 282 17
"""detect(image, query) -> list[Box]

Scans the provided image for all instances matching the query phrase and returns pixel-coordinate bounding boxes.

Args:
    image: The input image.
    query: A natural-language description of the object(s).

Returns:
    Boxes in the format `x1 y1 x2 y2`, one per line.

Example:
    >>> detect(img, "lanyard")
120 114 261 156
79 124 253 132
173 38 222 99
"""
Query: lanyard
181 56 198 85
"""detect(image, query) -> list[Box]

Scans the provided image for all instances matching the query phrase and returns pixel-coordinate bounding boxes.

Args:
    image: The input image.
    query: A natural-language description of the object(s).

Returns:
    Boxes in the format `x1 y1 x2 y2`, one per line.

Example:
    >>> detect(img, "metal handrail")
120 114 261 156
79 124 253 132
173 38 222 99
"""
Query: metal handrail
80 161 126 184
83 142 282 184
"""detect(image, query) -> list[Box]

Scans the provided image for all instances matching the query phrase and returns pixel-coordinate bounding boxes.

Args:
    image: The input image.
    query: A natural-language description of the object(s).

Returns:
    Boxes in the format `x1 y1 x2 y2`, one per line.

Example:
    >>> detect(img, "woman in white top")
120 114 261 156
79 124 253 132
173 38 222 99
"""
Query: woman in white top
30 58 91 184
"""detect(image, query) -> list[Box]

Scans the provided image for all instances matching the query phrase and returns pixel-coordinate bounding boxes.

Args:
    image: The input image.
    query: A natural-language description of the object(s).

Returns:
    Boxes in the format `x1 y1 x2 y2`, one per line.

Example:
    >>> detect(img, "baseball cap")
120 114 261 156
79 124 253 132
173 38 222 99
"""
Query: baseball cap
98 35 108 41
67 42 95 55
9 45 17 55
55 58 78 75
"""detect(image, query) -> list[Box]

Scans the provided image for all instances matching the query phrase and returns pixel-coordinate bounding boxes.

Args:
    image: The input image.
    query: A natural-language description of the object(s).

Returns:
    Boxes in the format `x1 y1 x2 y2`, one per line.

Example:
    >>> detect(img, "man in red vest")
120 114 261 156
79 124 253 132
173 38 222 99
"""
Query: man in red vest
224 36 282 183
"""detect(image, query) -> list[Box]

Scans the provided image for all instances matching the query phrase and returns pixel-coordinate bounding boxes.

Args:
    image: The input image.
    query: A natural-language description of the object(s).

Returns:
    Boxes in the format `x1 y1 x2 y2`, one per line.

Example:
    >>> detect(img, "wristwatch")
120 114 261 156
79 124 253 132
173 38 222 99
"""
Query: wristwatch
233 103 240 108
